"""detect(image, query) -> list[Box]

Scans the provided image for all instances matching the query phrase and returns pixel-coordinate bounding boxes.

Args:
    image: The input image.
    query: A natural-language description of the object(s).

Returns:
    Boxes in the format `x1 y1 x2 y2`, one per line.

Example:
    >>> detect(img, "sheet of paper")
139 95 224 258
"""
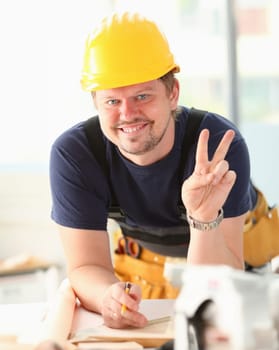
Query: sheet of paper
71 299 175 335
139 299 175 321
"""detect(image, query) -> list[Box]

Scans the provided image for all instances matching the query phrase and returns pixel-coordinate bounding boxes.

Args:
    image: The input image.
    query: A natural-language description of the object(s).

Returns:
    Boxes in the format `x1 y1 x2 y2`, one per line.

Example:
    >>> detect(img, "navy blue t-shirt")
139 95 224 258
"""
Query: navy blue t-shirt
50 106 256 256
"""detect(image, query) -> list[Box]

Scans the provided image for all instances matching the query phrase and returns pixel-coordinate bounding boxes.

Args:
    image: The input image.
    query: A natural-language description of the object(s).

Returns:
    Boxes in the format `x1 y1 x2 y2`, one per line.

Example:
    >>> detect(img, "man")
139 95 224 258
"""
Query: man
49 12 256 329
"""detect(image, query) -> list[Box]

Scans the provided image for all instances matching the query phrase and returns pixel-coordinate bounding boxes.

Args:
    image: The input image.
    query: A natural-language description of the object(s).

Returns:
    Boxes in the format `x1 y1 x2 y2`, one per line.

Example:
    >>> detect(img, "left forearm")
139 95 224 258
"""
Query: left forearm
187 226 244 270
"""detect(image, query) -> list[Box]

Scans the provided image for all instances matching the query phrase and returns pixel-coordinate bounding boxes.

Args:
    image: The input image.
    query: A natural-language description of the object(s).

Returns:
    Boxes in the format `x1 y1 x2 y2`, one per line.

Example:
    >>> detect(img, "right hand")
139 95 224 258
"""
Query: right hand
181 129 236 221
101 282 148 329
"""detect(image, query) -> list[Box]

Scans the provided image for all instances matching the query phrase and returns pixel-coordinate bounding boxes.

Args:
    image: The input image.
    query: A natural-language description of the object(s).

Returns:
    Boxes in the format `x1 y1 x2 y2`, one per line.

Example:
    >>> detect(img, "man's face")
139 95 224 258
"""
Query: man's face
93 78 179 164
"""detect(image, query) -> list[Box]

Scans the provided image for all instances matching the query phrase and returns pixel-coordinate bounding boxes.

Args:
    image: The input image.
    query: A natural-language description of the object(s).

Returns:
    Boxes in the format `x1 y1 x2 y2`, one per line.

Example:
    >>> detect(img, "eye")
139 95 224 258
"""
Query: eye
107 99 119 105
136 94 148 101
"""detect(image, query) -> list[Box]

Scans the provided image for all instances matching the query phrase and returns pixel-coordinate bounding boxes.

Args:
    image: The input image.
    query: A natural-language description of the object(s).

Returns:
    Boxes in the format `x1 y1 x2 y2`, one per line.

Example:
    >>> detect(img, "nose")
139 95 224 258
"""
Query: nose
119 99 138 121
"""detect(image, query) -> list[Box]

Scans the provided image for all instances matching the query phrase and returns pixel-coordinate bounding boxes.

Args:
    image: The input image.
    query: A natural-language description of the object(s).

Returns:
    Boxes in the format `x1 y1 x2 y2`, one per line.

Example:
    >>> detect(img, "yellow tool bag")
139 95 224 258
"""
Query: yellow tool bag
113 232 180 299
243 187 279 267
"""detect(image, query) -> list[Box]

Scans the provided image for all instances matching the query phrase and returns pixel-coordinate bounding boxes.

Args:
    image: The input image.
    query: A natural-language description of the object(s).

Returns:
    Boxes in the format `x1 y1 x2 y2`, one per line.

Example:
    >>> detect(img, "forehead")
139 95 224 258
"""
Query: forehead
95 79 163 98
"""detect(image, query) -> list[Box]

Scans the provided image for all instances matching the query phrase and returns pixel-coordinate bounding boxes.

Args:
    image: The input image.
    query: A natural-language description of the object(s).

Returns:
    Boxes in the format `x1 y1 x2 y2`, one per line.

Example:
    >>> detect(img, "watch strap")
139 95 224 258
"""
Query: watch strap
187 208 224 231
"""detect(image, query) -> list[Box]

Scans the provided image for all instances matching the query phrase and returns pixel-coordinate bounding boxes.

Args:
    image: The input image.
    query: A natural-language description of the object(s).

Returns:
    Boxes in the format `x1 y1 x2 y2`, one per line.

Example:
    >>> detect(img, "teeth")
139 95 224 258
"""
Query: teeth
122 125 142 133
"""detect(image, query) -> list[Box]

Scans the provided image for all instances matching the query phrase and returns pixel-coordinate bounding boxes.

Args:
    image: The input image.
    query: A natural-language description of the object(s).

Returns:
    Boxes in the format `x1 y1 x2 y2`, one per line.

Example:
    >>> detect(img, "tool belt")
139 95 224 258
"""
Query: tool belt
112 229 180 299
243 187 279 267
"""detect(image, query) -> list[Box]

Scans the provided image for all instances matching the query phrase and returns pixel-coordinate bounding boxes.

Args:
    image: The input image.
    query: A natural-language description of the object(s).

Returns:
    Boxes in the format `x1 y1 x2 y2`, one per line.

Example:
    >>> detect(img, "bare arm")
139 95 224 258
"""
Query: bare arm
59 227 117 312
58 226 147 328
186 216 245 269
182 129 245 269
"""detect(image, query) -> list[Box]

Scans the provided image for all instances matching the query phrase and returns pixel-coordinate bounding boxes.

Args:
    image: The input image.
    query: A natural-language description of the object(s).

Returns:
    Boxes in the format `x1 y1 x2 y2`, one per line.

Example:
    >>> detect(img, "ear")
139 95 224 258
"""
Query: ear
91 91 98 109
169 78 180 109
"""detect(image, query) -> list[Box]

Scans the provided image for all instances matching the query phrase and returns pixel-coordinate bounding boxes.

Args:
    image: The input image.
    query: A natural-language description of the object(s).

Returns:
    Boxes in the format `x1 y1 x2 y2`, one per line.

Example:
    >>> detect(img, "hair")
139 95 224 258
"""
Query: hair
159 70 176 94
160 70 180 119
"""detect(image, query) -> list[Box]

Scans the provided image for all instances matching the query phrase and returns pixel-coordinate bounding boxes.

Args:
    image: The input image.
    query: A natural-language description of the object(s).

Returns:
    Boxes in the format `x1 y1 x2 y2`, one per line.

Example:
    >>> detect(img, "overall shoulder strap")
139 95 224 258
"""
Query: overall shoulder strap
83 116 118 207
84 116 108 177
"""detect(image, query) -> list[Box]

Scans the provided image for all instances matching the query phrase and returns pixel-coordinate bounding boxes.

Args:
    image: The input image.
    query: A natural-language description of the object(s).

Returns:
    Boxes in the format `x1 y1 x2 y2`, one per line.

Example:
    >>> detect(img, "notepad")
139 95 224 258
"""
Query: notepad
69 300 175 348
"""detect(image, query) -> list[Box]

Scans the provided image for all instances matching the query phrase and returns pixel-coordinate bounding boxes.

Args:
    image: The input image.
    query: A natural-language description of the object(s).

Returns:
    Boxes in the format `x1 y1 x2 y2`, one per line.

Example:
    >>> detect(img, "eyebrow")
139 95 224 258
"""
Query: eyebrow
104 87 155 99
134 85 155 93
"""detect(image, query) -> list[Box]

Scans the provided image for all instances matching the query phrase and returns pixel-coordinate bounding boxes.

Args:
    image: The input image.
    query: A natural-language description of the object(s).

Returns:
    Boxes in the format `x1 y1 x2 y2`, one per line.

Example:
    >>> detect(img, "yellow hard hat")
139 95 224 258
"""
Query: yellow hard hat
81 12 180 91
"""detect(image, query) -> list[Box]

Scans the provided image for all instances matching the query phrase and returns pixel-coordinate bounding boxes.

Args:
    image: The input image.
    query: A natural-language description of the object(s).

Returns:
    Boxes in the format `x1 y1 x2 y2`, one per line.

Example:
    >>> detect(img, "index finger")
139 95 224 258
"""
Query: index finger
195 129 210 173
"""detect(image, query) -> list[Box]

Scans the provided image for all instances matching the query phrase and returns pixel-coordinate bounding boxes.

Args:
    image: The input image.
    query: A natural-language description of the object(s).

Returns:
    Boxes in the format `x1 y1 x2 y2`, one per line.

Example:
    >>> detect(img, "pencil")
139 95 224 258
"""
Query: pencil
121 282 131 315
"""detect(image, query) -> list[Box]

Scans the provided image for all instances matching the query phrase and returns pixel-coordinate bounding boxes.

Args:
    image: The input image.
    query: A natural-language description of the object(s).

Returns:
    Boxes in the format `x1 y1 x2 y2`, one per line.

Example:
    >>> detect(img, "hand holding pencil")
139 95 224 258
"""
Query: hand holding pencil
101 281 148 329
121 282 132 315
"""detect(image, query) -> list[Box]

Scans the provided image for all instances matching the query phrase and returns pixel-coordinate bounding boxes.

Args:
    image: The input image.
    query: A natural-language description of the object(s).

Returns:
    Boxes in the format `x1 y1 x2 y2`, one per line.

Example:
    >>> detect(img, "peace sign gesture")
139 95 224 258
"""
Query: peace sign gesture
181 128 237 222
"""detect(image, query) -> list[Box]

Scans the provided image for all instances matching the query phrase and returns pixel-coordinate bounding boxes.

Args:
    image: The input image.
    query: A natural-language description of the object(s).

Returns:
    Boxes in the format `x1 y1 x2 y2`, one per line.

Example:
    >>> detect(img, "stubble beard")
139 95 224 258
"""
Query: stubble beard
119 114 173 156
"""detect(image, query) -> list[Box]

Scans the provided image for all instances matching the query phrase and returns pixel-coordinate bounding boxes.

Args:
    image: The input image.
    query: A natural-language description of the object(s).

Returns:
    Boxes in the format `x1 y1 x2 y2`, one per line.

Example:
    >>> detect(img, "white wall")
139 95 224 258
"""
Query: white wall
0 0 112 166
0 172 65 273
241 122 279 206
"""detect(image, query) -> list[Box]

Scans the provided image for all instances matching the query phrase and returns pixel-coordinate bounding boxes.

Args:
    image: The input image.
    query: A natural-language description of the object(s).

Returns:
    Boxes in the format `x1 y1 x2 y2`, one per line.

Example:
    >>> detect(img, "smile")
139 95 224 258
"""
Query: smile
122 125 144 133
119 123 148 134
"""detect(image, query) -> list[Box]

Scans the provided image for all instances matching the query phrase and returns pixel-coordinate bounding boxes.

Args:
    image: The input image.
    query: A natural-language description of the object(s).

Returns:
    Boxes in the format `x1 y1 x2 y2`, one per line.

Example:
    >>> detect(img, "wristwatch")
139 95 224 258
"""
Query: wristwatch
187 208 224 231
